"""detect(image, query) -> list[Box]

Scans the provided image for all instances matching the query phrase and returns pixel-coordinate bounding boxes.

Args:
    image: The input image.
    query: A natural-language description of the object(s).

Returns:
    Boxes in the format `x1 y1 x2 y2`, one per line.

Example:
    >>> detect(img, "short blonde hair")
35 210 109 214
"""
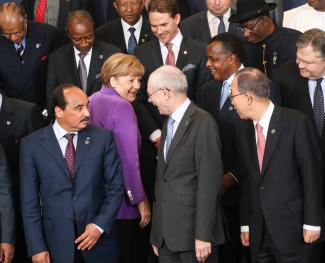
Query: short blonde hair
101 53 145 86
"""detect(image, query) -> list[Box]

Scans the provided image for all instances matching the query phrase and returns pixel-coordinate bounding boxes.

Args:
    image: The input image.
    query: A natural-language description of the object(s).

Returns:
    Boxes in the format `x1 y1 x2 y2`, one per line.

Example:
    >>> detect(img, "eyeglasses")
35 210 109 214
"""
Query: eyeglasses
147 88 163 98
229 91 246 100
238 17 262 33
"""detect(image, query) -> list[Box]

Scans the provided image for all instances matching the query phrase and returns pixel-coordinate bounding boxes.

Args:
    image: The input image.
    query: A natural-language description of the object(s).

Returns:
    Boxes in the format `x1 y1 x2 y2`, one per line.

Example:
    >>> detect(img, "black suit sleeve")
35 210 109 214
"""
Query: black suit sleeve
0 144 15 244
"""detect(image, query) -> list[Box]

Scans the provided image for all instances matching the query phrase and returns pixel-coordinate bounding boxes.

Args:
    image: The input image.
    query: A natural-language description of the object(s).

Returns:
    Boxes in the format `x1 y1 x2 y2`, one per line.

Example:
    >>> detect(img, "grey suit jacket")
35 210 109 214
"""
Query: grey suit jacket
150 102 225 251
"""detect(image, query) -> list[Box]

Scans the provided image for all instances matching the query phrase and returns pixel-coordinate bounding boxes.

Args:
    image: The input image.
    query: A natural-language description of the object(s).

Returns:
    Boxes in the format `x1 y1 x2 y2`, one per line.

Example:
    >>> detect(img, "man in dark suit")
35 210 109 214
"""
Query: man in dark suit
134 0 211 128
0 144 15 263
0 92 44 262
21 0 87 46
232 67 324 263
147 65 225 263
229 0 301 79
20 84 124 263
0 2 57 109
96 0 152 54
46 10 120 115
180 0 241 44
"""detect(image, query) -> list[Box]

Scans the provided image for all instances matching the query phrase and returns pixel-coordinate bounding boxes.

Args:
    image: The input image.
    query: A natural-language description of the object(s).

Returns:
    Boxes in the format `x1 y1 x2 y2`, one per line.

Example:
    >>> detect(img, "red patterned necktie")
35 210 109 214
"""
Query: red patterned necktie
165 43 175 66
64 133 75 179
35 0 47 23
255 123 265 172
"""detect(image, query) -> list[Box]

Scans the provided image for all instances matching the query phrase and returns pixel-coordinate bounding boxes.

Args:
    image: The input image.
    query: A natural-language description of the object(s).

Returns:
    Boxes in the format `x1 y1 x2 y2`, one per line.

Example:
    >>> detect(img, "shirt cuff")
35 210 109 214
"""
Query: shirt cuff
241 226 249 232
149 129 161 142
303 224 321 231
92 223 104 234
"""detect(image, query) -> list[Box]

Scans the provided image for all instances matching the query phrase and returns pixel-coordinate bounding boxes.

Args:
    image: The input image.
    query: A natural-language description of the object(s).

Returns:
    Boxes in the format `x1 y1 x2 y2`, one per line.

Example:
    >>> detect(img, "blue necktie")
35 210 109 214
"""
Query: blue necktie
313 78 324 136
217 16 226 34
128 27 137 54
165 117 175 159
220 81 229 109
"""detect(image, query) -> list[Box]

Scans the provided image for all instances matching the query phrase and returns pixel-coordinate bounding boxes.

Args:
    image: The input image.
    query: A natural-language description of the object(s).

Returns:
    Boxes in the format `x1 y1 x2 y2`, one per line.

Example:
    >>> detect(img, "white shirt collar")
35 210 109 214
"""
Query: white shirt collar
73 46 93 58
253 101 275 139
225 64 245 85
207 8 231 22
121 15 143 33
53 120 77 141
171 98 191 123
159 29 183 48
0 93 2 110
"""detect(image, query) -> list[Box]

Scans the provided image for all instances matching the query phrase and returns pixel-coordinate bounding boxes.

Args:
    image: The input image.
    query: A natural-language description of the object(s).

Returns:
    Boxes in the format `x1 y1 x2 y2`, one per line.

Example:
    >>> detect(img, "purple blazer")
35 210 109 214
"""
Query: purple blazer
89 86 145 219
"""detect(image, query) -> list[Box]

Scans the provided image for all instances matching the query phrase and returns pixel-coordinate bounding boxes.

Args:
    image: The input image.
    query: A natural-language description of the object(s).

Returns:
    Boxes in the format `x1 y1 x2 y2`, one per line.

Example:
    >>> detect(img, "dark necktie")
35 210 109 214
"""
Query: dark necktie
165 43 175 66
256 123 265 173
35 0 47 23
64 133 75 179
78 53 87 92
17 43 25 63
128 27 137 54
313 78 324 136
165 117 175 159
217 16 226 34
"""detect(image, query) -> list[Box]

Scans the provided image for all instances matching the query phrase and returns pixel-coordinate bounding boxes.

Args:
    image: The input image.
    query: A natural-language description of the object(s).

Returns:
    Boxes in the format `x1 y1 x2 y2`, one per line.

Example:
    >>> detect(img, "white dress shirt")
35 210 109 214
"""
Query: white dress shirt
121 15 143 48
73 47 93 77
207 8 231 37
160 30 183 65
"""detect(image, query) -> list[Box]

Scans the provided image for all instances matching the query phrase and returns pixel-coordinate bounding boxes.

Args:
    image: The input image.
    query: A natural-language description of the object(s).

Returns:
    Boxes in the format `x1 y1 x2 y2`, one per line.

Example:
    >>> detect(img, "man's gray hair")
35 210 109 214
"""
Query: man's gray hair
234 67 270 98
148 65 188 94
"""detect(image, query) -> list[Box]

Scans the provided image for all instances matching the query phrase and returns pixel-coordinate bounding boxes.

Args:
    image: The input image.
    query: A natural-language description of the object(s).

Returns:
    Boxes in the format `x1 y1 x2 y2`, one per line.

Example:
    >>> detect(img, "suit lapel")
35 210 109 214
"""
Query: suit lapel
117 21 128 52
165 103 194 164
67 45 81 86
0 97 14 141
87 44 105 94
261 106 282 176
200 11 212 41
74 129 92 176
41 125 70 180
176 38 191 71
151 39 164 67
139 18 152 45
296 77 314 120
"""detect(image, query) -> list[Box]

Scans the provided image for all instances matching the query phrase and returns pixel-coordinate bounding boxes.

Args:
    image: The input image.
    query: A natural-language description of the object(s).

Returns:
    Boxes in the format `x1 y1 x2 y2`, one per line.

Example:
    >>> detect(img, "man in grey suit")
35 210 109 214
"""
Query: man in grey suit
0 144 15 263
147 65 225 263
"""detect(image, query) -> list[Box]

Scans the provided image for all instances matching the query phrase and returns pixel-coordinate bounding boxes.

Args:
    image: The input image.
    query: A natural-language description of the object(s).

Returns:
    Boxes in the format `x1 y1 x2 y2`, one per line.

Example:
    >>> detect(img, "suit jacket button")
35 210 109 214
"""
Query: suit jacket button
163 178 167 183
260 186 265 190
73 196 77 200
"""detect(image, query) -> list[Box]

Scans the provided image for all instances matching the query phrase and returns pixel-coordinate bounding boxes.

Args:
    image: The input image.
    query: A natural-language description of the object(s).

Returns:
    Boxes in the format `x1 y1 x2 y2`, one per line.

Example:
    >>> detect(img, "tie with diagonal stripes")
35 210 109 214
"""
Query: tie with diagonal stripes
256 123 265 173
165 43 175 66
17 43 25 63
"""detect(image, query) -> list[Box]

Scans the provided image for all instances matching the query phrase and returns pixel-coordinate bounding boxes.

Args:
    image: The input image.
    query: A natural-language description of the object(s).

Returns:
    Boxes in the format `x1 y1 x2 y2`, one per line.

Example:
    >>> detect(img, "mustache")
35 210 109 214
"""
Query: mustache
81 117 89 122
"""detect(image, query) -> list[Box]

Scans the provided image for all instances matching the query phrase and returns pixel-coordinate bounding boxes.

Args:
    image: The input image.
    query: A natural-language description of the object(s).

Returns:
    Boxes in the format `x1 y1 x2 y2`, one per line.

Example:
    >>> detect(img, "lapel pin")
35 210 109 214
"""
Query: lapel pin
141 38 145 43
99 55 103 59
85 137 91 144
229 106 233 111
36 43 42 48
144 34 148 37
183 50 188 55
271 129 276 134
185 120 189 126
6 120 11 126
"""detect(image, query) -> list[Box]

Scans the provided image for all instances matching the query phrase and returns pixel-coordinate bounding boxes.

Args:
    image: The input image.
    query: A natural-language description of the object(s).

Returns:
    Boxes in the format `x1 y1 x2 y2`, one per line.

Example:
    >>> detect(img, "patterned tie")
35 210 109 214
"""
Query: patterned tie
165 117 175 159
78 53 87 92
313 78 324 136
17 43 25 63
217 16 226 34
64 133 75 179
35 0 47 23
128 27 137 54
219 81 229 109
255 123 265 172
165 43 175 66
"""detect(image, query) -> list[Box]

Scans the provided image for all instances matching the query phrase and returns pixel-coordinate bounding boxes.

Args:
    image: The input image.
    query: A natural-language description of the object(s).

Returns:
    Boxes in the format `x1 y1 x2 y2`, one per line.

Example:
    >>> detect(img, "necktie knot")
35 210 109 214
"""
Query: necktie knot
168 116 175 126
165 42 173 51
165 43 175 65
316 78 323 87
129 27 136 34
78 52 86 59
217 15 225 34
255 123 263 133
217 16 223 21
64 133 75 142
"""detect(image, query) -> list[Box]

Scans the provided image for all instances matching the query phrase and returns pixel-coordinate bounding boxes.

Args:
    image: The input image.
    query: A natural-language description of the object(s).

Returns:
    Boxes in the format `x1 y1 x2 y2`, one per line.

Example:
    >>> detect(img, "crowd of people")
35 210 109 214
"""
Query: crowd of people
0 0 324 263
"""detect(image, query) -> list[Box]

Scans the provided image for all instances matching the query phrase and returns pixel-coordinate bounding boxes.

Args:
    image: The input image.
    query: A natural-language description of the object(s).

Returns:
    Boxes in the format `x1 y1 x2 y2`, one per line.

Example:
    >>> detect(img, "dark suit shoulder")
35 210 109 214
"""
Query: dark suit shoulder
27 21 57 40
95 19 120 39
182 36 207 50
180 11 205 29
94 40 121 53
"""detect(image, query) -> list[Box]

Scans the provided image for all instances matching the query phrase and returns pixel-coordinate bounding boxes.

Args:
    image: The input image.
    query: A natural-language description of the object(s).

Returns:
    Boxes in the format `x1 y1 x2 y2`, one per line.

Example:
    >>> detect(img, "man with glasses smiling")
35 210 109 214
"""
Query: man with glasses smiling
229 0 301 79
46 10 120 119
0 2 57 109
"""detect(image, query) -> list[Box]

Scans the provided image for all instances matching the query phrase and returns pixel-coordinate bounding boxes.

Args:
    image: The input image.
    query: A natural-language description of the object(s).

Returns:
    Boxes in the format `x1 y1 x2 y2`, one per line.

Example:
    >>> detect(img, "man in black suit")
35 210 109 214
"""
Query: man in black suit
46 10 120 115
180 0 241 44
21 0 87 46
0 2 57 109
147 65 225 263
0 144 15 263
232 67 324 263
229 0 301 79
96 0 152 54
0 92 45 263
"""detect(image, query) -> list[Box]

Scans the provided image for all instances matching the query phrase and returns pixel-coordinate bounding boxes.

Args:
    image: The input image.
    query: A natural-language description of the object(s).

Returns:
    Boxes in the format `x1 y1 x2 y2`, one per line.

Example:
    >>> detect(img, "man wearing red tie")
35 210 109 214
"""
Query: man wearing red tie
231 67 325 263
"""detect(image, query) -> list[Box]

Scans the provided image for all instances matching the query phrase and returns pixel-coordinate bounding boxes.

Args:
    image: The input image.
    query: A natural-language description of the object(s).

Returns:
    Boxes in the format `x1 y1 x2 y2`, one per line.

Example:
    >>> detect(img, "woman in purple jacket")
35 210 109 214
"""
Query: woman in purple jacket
89 53 150 263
